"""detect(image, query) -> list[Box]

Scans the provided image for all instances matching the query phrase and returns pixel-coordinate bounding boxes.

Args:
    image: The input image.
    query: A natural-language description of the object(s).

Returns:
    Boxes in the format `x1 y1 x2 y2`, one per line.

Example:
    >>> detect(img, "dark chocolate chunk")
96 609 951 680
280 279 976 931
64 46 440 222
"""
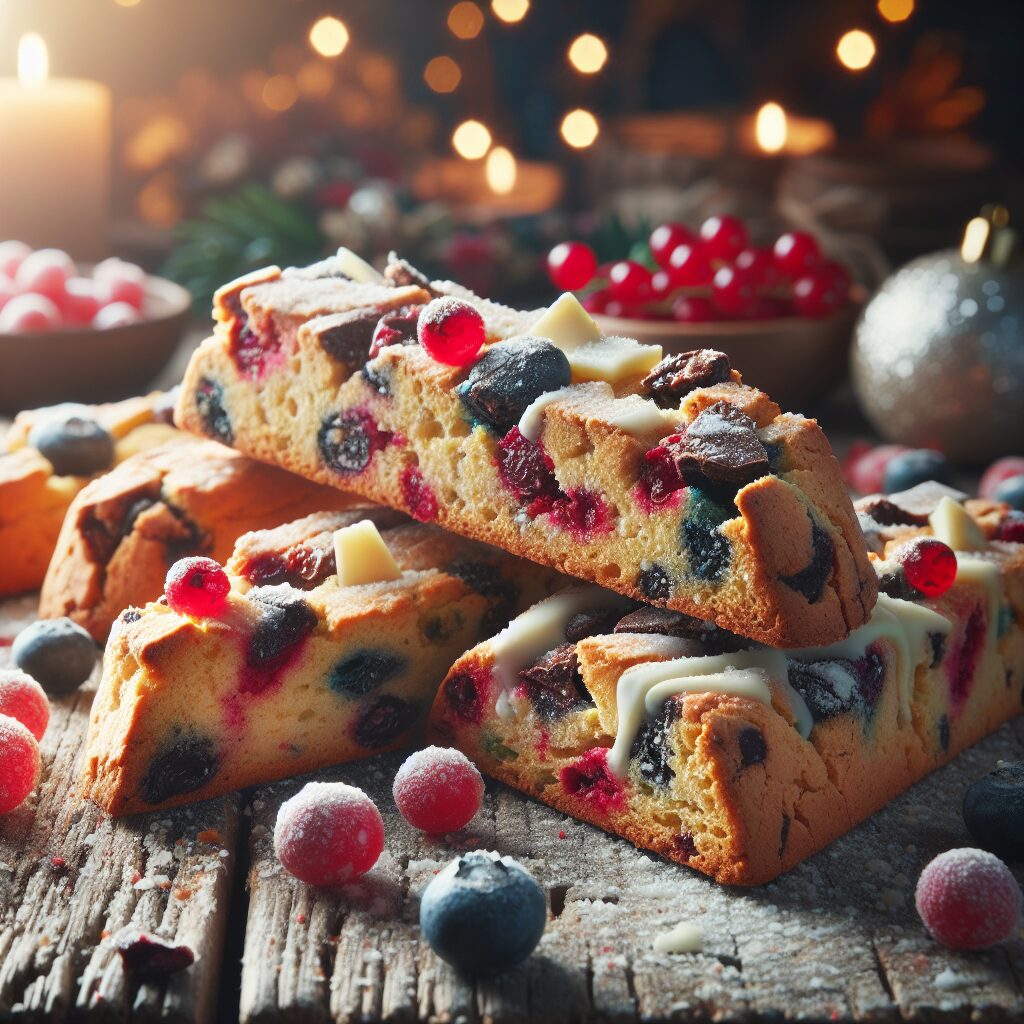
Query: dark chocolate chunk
518 643 592 719
738 727 767 767
779 518 834 603
855 481 968 526
317 309 381 367
669 402 769 487
642 349 732 408
140 731 220 805
564 606 628 643
613 606 745 653
368 306 422 359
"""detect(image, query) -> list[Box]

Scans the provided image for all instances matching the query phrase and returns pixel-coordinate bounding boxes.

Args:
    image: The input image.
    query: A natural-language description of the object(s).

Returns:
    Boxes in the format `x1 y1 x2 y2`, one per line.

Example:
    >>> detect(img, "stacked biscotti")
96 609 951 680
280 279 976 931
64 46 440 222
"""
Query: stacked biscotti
150 249 1024 884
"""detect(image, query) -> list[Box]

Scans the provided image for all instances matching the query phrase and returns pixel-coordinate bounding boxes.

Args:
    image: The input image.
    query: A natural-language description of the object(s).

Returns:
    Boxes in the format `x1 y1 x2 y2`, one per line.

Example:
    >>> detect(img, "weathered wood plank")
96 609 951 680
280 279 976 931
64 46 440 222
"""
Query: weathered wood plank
0 614 240 1024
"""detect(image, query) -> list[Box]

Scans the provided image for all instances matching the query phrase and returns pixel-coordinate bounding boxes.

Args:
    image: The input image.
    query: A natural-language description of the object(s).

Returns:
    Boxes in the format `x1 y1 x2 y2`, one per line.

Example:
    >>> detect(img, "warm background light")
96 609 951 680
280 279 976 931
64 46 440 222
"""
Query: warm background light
568 34 608 74
448 2 484 40
485 146 517 193
491 0 529 23
452 119 492 159
837 30 876 71
309 16 349 58
18 33 48 89
754 102 787 153
262 74 298 112
877 0 914 23
114 0 142 6
424 56 462 94
560 108 599 148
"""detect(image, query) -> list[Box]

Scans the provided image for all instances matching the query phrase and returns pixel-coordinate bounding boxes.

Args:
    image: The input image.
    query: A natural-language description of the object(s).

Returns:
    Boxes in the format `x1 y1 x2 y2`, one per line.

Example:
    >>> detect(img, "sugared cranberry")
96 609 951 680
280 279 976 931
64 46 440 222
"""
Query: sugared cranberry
401 464 438 522
792 262 849 318
711 264 757 317
93 258 146 310
495 427 561 513
772 231 821 278
915 848 1022 950
608 260 652 303
649 223 693 269
997 510 1024 543
699 215 748 261
60 278 102 324
547 241 597 291
559 747 625 815
981 458 1024 500
666 243 712 287
418 296 485 367
893 538 957 598
671 296 718 323
164 557 230 618
274 781 385 885
393 746 484 834
0 714 40 814
0 670 50 741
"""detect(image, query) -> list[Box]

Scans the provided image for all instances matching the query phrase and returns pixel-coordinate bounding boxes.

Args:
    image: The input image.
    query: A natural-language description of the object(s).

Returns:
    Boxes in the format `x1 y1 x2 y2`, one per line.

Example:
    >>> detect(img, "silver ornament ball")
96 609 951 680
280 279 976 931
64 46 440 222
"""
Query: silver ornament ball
851 250 1024 465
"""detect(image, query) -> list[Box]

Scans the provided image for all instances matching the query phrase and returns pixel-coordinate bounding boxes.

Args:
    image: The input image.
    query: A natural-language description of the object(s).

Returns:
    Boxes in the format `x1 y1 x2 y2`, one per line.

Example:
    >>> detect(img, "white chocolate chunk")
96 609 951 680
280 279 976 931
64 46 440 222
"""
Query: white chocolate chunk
654 921 704 955
929 496 987 552
334 247 385 284
528 292 602 352
333 520 402 586
603 394 684 439
517 386 576 442
568 335 663 384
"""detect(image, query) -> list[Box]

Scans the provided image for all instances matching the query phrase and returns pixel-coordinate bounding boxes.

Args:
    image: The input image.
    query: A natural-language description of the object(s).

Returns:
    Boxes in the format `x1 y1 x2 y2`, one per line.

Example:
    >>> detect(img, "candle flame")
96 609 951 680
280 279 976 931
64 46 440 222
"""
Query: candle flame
18 33 49 89
485 147 517 194
755 102 788 154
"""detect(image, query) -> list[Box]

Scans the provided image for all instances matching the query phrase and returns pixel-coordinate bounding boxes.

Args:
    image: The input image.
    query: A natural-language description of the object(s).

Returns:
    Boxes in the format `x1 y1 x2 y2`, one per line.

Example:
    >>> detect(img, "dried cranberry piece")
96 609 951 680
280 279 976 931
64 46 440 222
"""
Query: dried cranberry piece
559 747 625 815
352 695 420 748
495 427 561 513
368 305 422 360
401 465 438 522
116 931 195 979
549 488 612 541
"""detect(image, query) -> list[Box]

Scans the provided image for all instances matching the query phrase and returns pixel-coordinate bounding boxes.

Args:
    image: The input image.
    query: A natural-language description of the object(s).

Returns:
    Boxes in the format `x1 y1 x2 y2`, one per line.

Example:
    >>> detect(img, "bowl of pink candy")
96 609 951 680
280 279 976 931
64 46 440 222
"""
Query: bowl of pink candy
0 242 190 412
546 215 865 410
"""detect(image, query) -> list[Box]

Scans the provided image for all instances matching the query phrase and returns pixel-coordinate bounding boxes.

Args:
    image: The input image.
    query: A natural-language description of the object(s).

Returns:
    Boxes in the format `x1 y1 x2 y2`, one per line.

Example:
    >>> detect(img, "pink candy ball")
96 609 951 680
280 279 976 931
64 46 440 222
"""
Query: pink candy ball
0 715 40 815
0 293 61 333
61 277 102 325
15 248 75 303
0 669 50 741
94 257 146 310
0 240 31 279
393 746 484 834
274 781 385 886
93 301 140 329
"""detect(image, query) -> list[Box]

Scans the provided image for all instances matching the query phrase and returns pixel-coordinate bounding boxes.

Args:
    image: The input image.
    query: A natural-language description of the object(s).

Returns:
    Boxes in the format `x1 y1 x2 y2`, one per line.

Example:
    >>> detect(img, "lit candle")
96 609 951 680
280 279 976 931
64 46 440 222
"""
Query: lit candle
741 102 834 157
0 34 111 259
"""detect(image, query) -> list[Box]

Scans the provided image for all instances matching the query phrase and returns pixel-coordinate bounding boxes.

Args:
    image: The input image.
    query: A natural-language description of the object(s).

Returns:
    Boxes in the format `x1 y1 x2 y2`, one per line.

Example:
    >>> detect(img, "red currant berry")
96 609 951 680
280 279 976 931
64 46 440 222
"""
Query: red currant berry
0 714 40 814
997 510 1024 543
893 538 957 598
699 215 748 262
666 243 712 287
711 264 757 317
581 288 612 314
649 269 673 300
980 457 1024 500
164 556 230 618
916 848 1022 950
752 296 790 319
274 781 385 885
0 670 50 741
607 260 652 303
649 222 693 269
772 231 821 278
671 295 718 322
734 247 781 289
547 241 597 291
792 263 849 318
392 745 484 834
417 296 485 366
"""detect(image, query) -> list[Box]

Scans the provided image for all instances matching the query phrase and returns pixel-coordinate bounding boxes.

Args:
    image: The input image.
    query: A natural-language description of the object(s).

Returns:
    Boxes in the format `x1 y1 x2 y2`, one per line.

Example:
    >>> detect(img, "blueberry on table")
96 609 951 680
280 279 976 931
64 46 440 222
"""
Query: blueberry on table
28 415 114 476
882 449 954 494
12 618 97 694
994 475 1024 512
419 850 547 976
963 762 1024 861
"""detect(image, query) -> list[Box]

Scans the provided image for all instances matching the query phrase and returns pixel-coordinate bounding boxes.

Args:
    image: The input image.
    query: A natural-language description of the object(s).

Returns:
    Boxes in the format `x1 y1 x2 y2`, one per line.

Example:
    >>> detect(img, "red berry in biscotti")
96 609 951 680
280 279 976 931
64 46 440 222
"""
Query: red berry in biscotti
393 746 484 834
417 296 485 366
893 538 957 599
164 557 230 618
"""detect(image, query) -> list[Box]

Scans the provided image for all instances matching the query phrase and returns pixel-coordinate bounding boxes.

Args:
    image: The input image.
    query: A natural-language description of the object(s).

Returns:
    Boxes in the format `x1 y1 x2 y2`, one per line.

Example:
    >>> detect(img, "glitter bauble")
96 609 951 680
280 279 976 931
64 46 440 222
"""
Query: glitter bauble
851 250 1024 465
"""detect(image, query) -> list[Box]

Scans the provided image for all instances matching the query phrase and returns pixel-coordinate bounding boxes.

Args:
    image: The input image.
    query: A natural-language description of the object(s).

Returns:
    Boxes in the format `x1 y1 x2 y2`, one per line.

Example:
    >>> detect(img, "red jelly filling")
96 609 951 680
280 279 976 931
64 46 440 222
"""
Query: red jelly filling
401 465 438 522
559 747 625 815
946 601 988 713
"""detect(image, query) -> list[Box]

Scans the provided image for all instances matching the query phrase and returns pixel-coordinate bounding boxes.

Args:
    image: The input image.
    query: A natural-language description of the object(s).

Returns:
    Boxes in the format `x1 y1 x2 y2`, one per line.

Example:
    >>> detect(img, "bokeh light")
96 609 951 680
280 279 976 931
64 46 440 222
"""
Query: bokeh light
877 0 914 22
754 102 787 153
452 119 492 159
568 34 608 74
448 2 484 40
491 0 529 23
309 16 349 58
114 0 142 7
485 146 517 193
424 56 462 94
560 109 599 148
836 30 876 71
262 74 299 112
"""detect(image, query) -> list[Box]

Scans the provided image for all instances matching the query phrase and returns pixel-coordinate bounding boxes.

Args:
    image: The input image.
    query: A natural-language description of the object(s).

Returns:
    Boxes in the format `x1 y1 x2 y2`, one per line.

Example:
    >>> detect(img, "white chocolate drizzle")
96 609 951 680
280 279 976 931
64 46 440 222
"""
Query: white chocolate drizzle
955 554 1003 653
653 921 703 955
517 386 577 442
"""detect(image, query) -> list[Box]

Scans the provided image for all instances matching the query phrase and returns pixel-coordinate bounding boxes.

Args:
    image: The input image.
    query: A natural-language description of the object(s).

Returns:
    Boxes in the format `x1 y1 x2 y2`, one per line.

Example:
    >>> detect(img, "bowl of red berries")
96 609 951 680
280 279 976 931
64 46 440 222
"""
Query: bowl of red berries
0 242 191 413
546 215 864 410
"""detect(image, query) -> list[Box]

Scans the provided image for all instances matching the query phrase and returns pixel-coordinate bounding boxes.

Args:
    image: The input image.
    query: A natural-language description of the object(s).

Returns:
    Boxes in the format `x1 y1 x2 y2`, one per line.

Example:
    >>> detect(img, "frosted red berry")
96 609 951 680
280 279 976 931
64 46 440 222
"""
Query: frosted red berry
608 260 652 303
997 510 1024 543
980 457 1024 500
711 264 757 317
915 848 1022 950
649 270 672 300
393 745 484 834
547 241 597 291
666 243 712 287
772 231 821 278
93 302 140 329
699 215 748 262
61 278 102 324
0 669 50 741
94 258 146 310
893 538 957 598
164 557 230 618
417 296 485 367
0 294 61 333
274 781 385 885
0 714 40 814
649 223 693 269
671 296 718 323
